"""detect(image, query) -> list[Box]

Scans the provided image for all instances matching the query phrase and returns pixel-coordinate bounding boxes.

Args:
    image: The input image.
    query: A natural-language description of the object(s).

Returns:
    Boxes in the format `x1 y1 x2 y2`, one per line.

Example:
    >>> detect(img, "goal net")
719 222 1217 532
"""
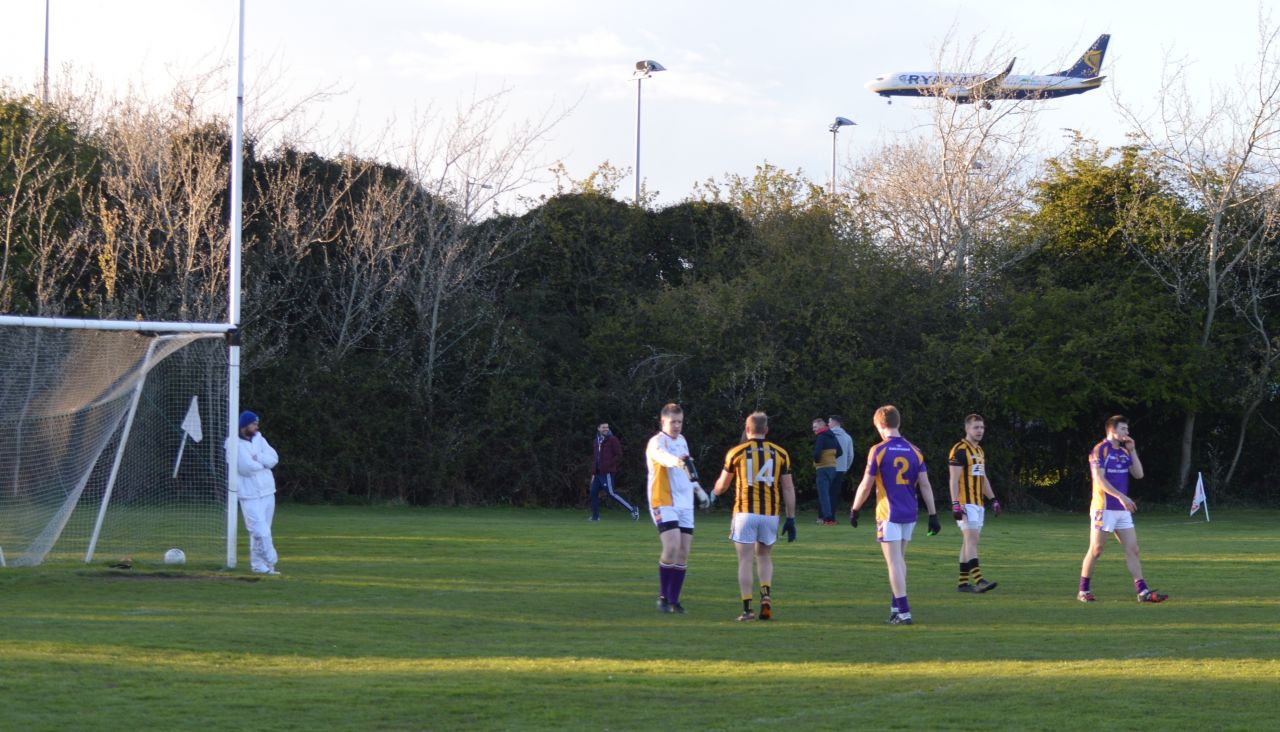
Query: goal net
0 323 229 568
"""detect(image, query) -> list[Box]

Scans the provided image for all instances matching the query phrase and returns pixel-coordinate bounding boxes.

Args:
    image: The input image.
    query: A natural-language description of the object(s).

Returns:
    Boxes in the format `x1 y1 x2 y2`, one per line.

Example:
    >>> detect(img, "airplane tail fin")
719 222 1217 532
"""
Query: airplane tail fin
1056 34 1110 78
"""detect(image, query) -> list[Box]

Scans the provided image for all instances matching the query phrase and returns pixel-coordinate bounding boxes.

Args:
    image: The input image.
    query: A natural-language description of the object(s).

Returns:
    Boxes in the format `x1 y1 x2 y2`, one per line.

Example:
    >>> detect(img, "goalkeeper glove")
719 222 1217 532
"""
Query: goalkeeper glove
951 501 964 521
783 517 796 543
849 509 859 528
683 456 699 482
927 513 941 536
707 488 718 508
990 498 1002 517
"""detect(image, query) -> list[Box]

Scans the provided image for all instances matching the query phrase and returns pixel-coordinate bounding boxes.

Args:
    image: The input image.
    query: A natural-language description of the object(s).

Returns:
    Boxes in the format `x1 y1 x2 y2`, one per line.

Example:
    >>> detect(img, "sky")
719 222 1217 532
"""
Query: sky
0 0 1272 208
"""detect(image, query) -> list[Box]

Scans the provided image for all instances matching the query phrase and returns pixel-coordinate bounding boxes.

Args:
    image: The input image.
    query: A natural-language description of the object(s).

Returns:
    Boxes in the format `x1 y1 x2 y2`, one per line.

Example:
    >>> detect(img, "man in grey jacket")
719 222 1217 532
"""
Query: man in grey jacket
228 411 281 575
828 415 855 517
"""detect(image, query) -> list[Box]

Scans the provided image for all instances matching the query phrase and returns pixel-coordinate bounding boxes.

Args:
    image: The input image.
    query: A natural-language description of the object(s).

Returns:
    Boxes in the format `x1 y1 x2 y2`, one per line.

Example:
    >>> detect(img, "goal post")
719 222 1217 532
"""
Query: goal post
0 315 237 568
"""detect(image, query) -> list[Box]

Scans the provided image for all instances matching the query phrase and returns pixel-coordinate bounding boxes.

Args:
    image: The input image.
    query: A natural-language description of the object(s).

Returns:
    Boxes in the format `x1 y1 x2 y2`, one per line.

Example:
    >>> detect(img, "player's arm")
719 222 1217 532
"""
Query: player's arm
1124 438 1144 479
917 471 938 516
850 447 878 514
256 436 279 469
1091 463 1137 512
712 469 733 497
983 474 1002 516
646 438 685 469
781 473 797 518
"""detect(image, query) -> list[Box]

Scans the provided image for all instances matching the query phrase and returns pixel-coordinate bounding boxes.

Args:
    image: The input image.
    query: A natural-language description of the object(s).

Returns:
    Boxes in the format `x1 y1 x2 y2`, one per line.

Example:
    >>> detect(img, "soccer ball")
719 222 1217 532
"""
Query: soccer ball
163 548 186 566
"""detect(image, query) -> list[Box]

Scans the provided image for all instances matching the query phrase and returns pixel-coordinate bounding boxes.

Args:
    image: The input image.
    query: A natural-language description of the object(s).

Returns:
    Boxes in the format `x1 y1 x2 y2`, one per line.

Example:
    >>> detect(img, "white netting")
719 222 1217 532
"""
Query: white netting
0 327 228 567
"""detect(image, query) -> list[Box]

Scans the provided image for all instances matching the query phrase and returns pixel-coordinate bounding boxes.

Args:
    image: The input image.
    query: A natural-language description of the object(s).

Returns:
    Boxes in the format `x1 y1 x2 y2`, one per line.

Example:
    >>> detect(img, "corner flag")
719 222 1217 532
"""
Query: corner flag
1189 471 1209 521
172 396 203 478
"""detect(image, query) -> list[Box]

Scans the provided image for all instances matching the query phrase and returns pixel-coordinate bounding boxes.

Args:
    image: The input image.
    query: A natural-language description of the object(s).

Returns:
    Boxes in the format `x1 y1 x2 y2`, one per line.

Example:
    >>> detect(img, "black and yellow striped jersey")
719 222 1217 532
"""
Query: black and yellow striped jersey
947 439 987 505
722 439 792 516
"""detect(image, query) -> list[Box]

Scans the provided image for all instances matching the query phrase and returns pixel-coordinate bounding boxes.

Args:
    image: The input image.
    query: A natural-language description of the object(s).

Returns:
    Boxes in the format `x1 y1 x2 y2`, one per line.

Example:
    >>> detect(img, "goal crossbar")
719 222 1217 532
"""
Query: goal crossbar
0 315 235 334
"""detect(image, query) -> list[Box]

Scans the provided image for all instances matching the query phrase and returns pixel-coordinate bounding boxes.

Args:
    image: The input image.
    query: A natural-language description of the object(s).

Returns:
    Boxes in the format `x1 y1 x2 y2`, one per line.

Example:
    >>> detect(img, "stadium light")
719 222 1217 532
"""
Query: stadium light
828 116 856 195
633 60 666 206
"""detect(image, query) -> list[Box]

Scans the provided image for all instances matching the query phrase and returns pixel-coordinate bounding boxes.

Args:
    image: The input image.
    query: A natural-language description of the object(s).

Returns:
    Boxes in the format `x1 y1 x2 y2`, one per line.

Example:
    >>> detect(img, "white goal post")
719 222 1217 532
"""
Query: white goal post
0 315 238 568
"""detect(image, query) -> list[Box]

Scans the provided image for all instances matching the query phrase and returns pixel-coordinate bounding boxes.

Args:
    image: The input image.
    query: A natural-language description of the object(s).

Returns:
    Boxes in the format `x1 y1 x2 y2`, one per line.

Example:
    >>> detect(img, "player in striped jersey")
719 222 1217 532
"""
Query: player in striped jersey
710 411 797 622
849 405 941 625
948 414 1001 593
646 403 697 614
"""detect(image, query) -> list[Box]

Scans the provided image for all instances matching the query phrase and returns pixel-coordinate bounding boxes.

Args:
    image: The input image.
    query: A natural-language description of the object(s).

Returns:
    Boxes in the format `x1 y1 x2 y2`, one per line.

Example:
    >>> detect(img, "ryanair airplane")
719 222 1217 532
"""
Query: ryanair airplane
865 34 1110 108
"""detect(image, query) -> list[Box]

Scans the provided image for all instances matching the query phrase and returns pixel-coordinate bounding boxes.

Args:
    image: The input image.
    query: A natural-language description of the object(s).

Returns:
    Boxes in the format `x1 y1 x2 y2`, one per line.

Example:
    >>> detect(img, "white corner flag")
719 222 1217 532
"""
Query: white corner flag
1190 471 1210 522
172 396 204 478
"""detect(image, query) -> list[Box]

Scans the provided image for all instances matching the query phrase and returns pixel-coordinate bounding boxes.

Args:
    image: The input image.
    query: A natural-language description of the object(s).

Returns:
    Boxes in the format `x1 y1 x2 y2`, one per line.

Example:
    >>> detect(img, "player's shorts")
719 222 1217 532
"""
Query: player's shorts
876 520 915 543
652 505 694 534
1092 509 1134 532
729 513 779 545
956 504 985 531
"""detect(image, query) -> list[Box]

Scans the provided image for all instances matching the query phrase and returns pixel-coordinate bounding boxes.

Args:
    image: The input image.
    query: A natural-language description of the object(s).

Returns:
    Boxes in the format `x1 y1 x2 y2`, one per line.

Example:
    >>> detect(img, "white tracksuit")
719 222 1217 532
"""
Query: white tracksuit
228 433 279 573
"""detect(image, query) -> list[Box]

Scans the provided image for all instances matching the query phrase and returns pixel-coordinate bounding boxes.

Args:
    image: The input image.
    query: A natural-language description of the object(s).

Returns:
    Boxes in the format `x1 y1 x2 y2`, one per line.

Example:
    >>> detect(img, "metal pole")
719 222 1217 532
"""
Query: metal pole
225 0 246 570
831 129 838 196
42 0 50 103
634 77 642 205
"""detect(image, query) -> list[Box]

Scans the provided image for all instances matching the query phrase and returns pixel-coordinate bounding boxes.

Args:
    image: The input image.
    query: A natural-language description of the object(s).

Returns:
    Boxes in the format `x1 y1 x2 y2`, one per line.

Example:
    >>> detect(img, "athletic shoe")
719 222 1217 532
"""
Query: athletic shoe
957 584 977 593
657 597 673 613
823 519 837 526
1138 589 1168 603
1077 591 1096 603
759 596 772 620
815 518 827 525
736 610 756 622
886 612 913 625
975 579 998 593
630 507 639 521
587 517 600 522
671 602 687 615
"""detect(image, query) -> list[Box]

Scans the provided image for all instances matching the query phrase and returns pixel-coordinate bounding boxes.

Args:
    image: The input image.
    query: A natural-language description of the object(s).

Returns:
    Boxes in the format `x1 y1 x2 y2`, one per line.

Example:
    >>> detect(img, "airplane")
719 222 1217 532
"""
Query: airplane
865 34 1110 108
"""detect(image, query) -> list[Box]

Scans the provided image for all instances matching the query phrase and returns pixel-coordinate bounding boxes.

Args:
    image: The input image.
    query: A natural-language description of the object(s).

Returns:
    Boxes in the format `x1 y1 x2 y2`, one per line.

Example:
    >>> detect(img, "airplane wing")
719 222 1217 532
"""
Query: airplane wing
965 58 1015 99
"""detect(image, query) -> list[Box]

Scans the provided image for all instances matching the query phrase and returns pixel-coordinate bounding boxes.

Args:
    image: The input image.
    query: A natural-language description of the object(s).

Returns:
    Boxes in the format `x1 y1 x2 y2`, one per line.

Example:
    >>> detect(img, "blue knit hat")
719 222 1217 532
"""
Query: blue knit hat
239 411 260 430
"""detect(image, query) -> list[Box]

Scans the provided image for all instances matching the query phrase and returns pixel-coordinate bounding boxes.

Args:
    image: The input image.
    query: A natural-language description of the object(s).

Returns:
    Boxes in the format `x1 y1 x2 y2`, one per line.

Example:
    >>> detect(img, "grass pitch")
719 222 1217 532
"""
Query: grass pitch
1 505 1277 730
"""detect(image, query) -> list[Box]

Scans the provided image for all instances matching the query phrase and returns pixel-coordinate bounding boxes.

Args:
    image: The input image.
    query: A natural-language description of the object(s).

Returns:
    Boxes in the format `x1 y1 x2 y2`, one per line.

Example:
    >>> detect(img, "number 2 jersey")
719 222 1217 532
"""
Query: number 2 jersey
646 431 695 510
722 439 792 516
866 435 928 524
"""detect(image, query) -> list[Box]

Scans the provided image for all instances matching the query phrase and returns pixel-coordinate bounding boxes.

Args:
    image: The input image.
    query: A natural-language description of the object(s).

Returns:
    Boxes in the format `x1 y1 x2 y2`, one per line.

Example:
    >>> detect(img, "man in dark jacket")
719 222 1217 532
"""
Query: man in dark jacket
590 422 639 521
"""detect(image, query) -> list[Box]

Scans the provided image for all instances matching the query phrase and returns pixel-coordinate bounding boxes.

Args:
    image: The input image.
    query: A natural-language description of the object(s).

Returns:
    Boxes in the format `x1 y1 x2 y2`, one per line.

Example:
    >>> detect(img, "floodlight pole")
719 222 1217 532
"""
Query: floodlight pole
225 0 246 570
828 117 855 196
634 78 642 204
633 60 664 206
42 0 50 103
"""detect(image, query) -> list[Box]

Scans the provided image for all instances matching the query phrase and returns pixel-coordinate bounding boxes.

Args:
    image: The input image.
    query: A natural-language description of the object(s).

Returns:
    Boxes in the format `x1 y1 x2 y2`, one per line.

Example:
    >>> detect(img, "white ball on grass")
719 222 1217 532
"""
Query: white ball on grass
163 548 186 566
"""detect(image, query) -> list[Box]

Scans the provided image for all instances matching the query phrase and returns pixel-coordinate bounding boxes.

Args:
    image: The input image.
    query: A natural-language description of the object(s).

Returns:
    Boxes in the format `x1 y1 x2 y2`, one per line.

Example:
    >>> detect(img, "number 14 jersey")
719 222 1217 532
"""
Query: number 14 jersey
722 439 792 516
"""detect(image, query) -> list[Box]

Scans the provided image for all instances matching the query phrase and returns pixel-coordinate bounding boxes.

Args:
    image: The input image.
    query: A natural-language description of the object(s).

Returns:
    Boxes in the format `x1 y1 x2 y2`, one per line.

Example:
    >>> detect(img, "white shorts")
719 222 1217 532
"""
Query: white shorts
876 520 915 543
730 513 779 545
1092 509 1134 532
652 505 695 532
956 504 985 531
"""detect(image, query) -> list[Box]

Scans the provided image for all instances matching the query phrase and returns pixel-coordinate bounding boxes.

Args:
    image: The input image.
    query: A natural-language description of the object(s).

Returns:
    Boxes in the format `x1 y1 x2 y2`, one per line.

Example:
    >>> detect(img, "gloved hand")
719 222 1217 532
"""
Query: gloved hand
927 513 942 536
990 498 1002 517
849 509 859 528
783 517 796 543
952 501 964 521
707 489 718 508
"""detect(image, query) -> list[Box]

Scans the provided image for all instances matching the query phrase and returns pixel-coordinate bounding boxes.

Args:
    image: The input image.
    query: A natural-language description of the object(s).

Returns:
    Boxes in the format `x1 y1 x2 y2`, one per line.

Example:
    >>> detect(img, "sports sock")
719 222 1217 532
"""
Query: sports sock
670 564 687 604
742 597 752 613
958 560 972 587
659 562 674 600
895 595 910 615
1079 576 1091 593
969 558 984 584
761 584 771 599
1135 578 1149 595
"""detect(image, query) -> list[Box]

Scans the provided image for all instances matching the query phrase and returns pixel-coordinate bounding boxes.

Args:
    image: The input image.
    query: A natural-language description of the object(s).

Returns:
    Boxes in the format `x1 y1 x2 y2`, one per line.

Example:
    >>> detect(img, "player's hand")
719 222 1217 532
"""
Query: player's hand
707 489 718 508
783 517 796 543
927 513 942 536
990 498 1002 517
951 501 964 521
1122 496 1137 513
849 509 859 528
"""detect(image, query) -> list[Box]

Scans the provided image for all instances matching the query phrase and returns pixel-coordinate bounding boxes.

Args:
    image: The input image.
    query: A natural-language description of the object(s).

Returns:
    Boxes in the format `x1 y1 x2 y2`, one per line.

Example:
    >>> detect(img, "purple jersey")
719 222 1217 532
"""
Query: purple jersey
1089 440 1132 511
867 436 927 524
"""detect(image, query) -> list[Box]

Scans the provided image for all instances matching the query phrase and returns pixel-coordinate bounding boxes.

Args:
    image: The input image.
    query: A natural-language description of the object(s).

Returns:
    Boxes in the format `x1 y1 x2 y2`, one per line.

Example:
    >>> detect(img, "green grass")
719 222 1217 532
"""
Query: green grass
2 506 1277 731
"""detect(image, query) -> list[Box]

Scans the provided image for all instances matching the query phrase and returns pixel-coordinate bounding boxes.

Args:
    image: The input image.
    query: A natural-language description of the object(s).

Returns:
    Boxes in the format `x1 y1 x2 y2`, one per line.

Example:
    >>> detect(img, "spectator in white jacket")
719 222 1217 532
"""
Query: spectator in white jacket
229 410 281 575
